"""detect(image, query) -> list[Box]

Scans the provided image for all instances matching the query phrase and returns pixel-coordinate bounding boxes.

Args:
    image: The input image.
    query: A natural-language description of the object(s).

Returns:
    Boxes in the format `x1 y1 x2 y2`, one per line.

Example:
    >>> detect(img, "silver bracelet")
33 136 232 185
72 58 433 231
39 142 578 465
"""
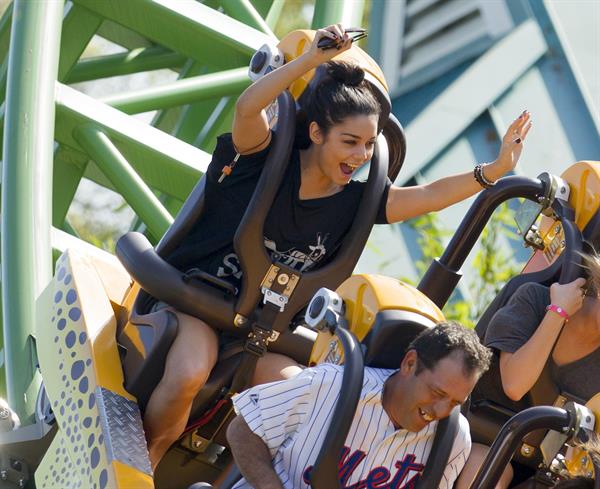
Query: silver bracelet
474 163 496 189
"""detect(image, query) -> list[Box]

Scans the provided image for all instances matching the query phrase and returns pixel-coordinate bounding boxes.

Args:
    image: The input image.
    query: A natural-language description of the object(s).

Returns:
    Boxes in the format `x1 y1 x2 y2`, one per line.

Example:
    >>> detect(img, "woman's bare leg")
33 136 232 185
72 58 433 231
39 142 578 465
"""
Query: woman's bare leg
252 352 303 385
455 442 513 489
143 310 219 471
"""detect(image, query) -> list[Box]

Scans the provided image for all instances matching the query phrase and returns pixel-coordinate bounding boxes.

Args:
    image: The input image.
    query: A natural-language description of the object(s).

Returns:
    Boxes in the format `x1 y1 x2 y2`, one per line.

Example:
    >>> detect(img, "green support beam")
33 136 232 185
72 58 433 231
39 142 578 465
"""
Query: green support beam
96 19 153 50
221 0 275 36
73 0 273 66
311 0 366 30
52 146 89 229
151 61 210 140
0 3 102 156
1 0 64 421
67 46 186 83
74 126 173 241
57 3 104 82
248 0 273 19
0 5 13 99
55 82 210 200
265 0 285 28
195 97 237 153
101 67 250 114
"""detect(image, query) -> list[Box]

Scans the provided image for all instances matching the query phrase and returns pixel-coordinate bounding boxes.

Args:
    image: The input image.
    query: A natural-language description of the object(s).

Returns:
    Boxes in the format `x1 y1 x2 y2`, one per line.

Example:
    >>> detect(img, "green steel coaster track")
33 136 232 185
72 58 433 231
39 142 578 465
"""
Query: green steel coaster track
0 0 366 434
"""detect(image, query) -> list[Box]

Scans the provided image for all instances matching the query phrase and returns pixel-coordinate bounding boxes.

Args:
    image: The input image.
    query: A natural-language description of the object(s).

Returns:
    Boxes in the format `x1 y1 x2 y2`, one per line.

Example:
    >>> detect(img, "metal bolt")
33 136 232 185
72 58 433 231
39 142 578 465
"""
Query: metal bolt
193 440 202 448
586 415 592 422
18 479 25 488
561 240 566 247
277 274 289 285
581 456 589 466
521 444 533 456
234 315 247 327
0 470 7 481
555 224 561 233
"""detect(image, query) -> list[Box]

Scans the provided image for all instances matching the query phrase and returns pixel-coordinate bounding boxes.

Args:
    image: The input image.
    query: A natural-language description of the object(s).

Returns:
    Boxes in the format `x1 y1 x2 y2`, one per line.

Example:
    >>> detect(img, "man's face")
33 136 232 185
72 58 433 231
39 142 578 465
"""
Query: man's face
386 350 479 432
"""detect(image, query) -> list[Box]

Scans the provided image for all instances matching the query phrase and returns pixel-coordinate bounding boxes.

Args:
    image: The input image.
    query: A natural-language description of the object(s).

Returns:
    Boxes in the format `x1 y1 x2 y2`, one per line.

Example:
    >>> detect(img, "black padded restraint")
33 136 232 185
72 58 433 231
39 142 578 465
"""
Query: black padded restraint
229 301 281 395
416 407 460 489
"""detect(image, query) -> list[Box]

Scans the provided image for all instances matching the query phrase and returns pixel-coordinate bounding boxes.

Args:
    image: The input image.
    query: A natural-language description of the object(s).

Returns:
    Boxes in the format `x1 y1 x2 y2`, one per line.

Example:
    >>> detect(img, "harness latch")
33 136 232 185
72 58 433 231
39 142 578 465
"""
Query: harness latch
244 323 280 356
260 264 300 312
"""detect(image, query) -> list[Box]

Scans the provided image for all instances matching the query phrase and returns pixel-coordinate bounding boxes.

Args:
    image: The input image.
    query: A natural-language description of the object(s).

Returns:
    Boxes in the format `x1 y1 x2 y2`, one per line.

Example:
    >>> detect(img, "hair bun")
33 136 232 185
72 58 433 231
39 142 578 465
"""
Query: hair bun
326 61 365 87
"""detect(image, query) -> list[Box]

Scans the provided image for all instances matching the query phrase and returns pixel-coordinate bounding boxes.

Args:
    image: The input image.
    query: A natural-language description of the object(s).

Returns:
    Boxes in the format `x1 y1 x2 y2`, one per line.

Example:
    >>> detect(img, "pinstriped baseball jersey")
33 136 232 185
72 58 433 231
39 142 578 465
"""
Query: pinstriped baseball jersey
232 364 471 489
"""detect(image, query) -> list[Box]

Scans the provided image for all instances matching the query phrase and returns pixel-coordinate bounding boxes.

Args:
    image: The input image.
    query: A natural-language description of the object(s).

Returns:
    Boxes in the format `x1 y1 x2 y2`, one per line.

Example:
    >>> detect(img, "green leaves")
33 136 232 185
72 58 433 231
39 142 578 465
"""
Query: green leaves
408 201 524 328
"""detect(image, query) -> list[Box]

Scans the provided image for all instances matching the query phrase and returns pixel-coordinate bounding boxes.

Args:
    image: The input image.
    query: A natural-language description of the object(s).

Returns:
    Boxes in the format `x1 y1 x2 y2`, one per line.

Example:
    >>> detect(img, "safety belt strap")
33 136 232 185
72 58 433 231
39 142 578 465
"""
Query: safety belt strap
229 302 280 395
417 407 460 489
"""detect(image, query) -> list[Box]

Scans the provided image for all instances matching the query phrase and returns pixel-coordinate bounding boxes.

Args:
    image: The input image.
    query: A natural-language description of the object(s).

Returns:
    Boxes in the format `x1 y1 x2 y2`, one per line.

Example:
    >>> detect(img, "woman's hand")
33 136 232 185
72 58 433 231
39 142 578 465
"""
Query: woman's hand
484 111 532 181
550 277 587 317
304 24 353 67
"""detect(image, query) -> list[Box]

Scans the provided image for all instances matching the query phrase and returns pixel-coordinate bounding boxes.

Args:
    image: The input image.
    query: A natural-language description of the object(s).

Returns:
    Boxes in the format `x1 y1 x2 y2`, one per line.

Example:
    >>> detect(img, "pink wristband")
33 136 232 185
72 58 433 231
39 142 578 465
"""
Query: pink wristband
546 304 569 322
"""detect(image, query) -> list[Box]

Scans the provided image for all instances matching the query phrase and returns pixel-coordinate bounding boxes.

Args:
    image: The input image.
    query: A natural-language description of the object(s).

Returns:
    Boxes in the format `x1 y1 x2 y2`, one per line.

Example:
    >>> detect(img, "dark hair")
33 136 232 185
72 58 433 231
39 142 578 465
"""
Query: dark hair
295 61 382 148
408 321 492 377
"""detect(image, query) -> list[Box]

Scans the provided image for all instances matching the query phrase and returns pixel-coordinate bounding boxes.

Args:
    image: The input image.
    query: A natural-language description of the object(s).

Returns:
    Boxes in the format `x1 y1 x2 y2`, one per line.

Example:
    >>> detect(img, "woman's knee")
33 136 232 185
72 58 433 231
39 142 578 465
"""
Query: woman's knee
162 311 219 393
456 443 513 489
252 353 302 386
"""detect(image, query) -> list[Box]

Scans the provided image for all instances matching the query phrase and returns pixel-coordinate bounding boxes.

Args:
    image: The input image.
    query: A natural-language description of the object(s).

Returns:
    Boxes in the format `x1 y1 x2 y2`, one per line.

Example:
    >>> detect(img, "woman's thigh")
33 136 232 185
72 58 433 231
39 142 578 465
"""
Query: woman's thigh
455 442 513 489
252 352 303 386
161 308 220 391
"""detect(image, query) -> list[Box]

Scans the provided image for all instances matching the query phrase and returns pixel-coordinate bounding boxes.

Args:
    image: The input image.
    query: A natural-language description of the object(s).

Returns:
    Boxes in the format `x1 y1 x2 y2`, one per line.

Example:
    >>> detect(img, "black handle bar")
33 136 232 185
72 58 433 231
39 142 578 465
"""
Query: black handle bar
309 315 364 489
470 406 573 489
418 175 583 308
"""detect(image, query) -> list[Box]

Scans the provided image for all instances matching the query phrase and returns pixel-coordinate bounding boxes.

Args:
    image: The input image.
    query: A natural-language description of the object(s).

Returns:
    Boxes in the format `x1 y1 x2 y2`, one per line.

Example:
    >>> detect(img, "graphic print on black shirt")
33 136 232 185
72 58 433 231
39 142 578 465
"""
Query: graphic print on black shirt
167 132 390 290
216 232 330 282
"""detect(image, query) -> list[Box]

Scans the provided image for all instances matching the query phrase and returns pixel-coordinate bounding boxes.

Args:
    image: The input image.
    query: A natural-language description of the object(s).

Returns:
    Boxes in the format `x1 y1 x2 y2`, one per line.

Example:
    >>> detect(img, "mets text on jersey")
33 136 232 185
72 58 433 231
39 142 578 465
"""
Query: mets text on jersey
302 446 425 489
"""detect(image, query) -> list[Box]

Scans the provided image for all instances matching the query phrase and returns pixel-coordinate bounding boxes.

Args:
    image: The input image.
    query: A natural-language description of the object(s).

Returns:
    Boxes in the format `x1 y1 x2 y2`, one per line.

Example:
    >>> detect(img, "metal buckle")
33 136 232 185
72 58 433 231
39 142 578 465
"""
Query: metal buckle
262 288 287 312
244 324 280 356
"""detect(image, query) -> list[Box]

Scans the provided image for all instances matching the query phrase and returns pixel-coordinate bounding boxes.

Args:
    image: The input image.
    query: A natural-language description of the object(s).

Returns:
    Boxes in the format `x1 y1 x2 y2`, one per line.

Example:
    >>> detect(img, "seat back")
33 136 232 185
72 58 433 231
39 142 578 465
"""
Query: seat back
155 178 206 258
363 310 433 369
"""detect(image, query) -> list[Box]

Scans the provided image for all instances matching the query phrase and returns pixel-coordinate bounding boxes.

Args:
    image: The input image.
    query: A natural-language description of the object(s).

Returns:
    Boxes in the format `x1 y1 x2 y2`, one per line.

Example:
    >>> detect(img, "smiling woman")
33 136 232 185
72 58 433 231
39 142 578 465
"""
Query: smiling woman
143 22 533 470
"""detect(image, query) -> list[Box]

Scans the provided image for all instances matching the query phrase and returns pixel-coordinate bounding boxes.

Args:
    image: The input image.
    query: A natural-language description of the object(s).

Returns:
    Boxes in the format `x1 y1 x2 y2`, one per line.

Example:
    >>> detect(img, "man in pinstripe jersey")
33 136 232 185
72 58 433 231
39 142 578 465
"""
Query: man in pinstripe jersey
227 322 492 489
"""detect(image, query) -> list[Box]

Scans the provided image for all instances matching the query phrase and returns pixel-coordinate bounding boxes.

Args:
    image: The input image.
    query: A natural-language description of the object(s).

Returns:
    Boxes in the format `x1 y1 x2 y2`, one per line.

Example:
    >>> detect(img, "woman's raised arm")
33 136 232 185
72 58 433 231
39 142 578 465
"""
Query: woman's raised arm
385 111 532 223
232 24 352 154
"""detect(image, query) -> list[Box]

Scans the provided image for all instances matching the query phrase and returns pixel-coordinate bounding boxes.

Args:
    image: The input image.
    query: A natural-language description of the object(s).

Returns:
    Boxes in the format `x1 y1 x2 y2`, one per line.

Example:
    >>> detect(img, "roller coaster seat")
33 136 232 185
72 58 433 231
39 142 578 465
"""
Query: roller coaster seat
116 32 407 420
309 275 445 368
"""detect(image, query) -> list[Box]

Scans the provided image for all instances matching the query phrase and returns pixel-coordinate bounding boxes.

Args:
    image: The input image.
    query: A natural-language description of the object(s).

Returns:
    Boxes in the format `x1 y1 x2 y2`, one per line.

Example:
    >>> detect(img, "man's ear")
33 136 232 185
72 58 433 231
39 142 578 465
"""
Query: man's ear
400 349 418 375
308 121 324 145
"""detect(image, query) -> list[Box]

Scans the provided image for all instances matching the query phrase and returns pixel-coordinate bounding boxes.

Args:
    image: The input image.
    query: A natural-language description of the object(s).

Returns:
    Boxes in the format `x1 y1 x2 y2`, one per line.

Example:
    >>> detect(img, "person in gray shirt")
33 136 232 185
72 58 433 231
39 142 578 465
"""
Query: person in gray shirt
457 252 600 489
484 251 600 402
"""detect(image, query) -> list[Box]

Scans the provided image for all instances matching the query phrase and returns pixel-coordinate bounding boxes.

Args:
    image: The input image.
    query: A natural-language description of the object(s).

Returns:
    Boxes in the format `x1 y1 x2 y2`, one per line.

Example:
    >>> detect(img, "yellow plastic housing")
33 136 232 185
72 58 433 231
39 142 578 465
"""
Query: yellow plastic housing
523 161 600 274
276 29 388 101
309 274 444 365
563 392 600 478
35 249 153 489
